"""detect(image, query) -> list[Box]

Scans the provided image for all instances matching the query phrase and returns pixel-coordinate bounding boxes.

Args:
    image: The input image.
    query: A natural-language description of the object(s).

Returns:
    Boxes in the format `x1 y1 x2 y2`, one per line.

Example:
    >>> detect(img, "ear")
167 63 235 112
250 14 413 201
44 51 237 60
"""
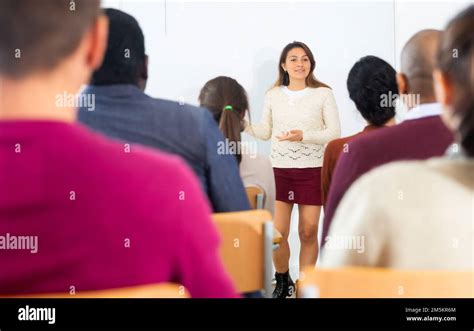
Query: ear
281 63 287 72
433 69 453 107
86 14 109 71
142 55 149 80
396 73 408 95
433 69 457 131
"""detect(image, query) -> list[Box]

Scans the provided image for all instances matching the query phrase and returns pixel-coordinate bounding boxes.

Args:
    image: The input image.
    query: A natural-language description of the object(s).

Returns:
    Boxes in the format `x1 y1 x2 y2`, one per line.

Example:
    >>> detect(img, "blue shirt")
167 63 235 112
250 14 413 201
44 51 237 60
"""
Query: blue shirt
78 84 250 212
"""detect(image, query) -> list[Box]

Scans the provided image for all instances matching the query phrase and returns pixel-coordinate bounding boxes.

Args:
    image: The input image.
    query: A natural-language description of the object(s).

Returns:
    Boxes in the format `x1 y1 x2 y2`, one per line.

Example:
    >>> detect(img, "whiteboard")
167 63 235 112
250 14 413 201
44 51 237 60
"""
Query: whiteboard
101 0 471 277
102 0 395 156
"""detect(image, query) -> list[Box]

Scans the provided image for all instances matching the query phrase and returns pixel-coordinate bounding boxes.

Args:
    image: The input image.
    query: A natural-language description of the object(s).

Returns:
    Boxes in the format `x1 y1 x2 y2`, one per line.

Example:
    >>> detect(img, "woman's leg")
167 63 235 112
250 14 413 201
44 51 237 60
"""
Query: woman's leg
298 204 321 271
273 200 294 273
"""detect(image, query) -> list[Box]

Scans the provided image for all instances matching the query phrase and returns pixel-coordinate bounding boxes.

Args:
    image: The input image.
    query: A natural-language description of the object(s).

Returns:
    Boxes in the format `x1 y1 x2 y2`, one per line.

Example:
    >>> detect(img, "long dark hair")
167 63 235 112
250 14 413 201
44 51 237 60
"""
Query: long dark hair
199 76 249 164
437 5 474 156
273 41 330 89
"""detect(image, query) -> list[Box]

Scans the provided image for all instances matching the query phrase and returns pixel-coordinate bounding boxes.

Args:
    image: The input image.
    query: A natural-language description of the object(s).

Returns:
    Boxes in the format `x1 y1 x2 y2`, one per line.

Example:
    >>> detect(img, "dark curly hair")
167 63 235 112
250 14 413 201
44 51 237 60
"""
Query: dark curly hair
347 56 398 126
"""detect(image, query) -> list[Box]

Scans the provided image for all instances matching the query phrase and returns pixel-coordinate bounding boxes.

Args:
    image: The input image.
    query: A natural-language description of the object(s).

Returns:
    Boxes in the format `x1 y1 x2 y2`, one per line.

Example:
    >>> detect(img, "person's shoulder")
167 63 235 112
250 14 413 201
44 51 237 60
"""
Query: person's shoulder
370 118 436 139
425 157 474 188
369 159 426 177
345 125 396 151
355 159 436 192
305 87 334 103
150 97 209 118
125 143 189 176
76 123 192 184
324 139 341 159
73 125 210 251
360 157 474 205
266 86 284 98
148 97 217 137
308 86 332 96
312 86 332 93
331 131 375 166
425 156 473 172
327 134 355 151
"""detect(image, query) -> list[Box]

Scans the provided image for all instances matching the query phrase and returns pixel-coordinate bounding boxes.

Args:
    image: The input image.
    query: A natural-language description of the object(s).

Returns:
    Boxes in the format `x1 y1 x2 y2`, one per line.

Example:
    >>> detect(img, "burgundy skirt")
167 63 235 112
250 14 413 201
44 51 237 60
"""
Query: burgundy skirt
273 167 322 206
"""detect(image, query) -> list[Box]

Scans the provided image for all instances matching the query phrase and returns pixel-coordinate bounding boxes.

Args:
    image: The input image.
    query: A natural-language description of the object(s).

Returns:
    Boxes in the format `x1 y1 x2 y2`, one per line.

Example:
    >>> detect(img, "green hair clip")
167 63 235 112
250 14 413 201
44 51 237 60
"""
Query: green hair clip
223 105 233 111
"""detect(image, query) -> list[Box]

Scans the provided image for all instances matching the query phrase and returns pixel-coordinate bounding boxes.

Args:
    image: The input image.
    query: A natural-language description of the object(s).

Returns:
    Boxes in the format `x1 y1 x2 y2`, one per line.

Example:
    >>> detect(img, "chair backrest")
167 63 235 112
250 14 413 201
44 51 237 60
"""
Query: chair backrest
245 186 265 210
1 283 189 298
299 267 474 298
212 210 273 294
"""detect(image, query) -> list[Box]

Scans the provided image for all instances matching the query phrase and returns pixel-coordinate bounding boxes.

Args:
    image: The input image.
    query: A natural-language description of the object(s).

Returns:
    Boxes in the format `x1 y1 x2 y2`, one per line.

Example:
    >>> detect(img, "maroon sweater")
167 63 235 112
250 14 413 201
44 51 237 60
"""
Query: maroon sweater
322 116 454 244
0 121 237 298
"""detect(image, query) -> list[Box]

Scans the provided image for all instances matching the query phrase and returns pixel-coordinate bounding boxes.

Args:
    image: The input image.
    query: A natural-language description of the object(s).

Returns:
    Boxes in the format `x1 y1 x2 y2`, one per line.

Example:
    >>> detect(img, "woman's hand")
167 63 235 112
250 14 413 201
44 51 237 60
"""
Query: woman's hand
276 129 303 142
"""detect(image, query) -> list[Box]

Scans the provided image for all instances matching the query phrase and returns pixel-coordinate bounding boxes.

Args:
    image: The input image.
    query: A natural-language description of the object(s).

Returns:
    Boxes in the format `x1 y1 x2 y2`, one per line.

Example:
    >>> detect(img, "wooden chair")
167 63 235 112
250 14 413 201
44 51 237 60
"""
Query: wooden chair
245 186 265 210
298 267 474 298
1 283 189 298
212 210 275 297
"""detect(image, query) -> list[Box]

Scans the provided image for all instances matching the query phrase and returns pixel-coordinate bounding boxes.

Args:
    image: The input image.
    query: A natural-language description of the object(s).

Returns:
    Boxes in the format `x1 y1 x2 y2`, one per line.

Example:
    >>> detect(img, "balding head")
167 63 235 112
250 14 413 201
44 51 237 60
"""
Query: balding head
399 29 443 103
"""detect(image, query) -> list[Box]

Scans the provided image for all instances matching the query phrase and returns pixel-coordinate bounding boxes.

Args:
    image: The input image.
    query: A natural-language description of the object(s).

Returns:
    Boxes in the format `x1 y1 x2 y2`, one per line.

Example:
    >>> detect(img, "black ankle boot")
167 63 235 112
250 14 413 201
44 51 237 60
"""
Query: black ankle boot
272 270 296 299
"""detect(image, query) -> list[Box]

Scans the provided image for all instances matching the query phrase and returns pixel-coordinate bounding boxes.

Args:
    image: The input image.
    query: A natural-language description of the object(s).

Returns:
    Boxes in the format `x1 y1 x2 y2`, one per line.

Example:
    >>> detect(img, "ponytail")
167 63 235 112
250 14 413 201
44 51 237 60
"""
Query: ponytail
218 105 244 164
198 76 250 164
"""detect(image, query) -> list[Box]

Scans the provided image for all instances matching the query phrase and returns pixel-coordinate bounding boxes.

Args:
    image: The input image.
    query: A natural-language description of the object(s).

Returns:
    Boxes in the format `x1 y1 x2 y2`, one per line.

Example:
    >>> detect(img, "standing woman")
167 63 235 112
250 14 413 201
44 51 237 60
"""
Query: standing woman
246 41 340 298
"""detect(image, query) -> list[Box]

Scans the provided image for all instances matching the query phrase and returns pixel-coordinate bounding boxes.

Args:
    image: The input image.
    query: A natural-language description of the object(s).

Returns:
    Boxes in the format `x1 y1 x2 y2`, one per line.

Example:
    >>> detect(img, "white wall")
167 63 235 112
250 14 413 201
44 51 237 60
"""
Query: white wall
102 0 394 143
102 0 471 145
394 0 472 71
101 0 471 278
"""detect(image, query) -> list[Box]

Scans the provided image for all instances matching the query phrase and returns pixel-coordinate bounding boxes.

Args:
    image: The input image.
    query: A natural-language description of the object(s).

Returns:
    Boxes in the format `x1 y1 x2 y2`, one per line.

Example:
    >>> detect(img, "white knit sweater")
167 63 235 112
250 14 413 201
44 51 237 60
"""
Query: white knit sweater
245 86 341 168
320 156 474 270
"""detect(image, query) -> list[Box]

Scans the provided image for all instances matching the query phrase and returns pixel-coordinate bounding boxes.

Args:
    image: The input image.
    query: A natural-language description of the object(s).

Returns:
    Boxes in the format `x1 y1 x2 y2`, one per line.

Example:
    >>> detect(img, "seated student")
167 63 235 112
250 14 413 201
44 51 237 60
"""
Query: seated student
321 56 397 205
78 9 249 213
322 29 454 243
320 5 474 270
0 0 236 298
199 76 276 216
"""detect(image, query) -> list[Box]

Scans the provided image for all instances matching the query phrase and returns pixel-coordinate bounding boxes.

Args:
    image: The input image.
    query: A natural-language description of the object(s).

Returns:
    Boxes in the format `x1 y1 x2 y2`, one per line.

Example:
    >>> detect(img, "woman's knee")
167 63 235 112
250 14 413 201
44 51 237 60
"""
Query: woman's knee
298 224 318 243
274 219 291 241
278 230 290 243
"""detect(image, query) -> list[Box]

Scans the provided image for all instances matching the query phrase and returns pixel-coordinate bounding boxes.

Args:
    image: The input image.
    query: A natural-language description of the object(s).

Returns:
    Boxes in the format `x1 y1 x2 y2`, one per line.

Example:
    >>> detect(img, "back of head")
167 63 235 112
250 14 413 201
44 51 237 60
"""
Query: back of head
347 56 398 126
91 8 146 87
0 0 100 78
400 29 442 101
198 76 249 164
437 5 474 157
